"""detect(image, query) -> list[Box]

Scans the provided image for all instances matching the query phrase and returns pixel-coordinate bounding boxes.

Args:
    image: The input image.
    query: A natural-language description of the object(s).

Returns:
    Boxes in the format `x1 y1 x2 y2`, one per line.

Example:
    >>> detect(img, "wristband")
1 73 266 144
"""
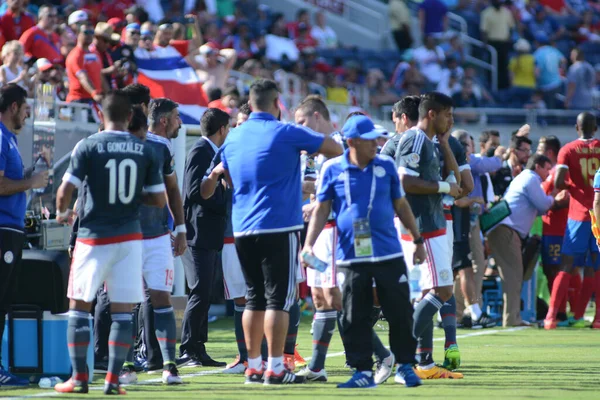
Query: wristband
413 237 424 245
438 181 451 194
175 224 187 234
57 209 70 219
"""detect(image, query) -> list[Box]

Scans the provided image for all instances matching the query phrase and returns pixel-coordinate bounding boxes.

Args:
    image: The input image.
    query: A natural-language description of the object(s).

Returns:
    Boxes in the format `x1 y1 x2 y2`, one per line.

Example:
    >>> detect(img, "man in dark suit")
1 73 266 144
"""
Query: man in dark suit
178 108 231 367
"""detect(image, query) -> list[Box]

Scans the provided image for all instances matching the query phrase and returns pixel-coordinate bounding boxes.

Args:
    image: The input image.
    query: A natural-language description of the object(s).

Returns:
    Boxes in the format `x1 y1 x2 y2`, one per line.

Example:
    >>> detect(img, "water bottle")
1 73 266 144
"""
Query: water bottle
32 155 49 194
39 376 62 388
442 171 456 207
409 265 421 302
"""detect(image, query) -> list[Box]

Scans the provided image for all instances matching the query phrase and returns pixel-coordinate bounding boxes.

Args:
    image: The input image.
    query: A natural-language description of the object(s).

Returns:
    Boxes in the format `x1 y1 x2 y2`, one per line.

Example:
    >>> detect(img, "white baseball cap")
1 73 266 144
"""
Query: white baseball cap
68 10 88 26
36 58 54 72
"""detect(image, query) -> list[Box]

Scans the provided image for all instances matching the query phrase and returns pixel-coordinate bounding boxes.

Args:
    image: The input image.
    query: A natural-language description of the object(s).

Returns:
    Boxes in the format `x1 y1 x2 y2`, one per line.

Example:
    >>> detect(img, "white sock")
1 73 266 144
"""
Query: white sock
267 356 284 374
361 371 373 377
248 356 262 371
469 303 483 320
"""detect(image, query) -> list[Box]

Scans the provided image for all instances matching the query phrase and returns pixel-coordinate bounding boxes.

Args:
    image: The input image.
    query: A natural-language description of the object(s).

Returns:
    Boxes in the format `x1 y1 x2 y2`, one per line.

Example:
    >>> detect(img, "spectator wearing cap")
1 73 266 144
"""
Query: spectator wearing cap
507 38 536 107
208 86 240 115
311 11 338 49
480 0 515 90
302 115 422 388
19 5 63 65
0 41 30 93
68 10 89 34
34 58 67 101
0 0 35 42
91 22 122 91
65 23 107 110
193 44 237 94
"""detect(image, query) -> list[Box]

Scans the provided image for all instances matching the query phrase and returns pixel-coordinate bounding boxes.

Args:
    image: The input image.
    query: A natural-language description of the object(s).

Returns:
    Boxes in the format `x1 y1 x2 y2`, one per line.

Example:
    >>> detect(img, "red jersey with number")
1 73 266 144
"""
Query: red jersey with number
556 137 600 222
541 167 568 236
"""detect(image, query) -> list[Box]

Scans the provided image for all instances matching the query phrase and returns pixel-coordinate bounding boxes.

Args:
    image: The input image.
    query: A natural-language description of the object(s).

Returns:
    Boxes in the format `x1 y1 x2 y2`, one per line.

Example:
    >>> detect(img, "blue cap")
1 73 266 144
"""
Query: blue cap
126 23 140 31
342 115 385 140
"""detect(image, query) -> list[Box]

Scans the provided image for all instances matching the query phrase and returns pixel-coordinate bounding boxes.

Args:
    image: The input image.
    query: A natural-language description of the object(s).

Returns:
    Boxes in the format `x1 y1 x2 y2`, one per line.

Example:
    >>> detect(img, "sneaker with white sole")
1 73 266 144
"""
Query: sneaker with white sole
162 364 183 385
119 365 138 385
296 367 328 382
374 353 395 384
223 356 247 374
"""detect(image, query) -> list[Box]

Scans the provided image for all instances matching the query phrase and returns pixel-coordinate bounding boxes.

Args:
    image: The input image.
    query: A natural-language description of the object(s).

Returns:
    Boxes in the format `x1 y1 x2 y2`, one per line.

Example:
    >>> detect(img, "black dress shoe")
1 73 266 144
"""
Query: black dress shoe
198 354 226 367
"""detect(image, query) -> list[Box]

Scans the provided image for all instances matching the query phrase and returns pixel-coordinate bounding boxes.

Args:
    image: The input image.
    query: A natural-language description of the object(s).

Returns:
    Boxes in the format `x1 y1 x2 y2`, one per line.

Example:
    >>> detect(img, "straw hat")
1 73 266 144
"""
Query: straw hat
94 22 121 42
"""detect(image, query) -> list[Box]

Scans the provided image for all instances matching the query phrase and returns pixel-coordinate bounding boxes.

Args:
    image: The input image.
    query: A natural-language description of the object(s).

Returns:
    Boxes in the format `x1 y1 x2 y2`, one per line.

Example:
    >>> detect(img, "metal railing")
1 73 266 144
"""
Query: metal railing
343 0 388 36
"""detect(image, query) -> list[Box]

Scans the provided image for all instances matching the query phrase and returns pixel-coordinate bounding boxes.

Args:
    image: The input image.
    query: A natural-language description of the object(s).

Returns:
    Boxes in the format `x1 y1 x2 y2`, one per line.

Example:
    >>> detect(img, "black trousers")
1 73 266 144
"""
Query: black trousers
141 288 162 367
0 228 24 366
340 257 416 371
93 288 111 361
180 246 219 357
488 40 511 90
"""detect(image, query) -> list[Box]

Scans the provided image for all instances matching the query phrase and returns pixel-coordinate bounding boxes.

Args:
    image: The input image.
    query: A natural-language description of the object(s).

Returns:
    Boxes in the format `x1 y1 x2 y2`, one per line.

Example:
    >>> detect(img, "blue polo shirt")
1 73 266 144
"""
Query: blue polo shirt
317 151 404 266
0 122 26 230
221 112 325 236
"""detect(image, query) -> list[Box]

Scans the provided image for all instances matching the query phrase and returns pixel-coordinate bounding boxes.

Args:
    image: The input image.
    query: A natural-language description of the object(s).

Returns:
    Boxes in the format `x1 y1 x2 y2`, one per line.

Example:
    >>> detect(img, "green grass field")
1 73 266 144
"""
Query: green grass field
2 316 599 399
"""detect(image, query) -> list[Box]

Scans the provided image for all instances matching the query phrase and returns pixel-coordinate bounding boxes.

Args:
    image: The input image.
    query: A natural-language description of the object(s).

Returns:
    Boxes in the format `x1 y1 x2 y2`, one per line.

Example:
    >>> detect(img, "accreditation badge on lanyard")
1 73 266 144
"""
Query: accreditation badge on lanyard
344 166 376 258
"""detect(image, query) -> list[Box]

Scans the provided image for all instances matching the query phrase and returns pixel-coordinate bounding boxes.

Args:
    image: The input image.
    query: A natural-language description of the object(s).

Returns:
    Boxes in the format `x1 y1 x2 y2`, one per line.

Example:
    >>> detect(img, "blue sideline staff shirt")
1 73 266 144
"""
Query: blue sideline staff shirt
317 150 404 266
0 121 25 230
221 112 325 236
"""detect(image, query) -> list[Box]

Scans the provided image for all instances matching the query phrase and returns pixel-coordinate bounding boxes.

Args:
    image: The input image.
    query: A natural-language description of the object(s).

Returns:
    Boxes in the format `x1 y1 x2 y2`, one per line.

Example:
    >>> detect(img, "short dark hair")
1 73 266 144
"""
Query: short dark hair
345 110 366 123
392 95 420 122
510 135 532 149
238 102 251 116
101 90 132 124
249 79 279 111
0 83 27 113
223 86 240 98
479 130 499 144
208 87 222 102
200 108 230 137
526 153 551 170
297 95 330 121
418 92 453 120
122 84 151 107
543 135 561 155
148 98 178 126
128 105 148 133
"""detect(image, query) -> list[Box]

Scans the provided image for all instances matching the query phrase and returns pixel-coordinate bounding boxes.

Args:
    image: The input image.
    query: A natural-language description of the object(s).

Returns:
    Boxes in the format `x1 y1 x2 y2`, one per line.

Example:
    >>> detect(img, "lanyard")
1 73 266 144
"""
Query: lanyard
344 165 376 220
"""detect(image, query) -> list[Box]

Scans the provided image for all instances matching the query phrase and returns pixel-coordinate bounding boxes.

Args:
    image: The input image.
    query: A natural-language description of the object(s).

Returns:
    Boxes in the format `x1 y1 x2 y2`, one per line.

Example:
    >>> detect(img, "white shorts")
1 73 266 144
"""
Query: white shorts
68 239 144 303
307 222 338 289
143 234 174 292
222 241 247 299
401 233 453 291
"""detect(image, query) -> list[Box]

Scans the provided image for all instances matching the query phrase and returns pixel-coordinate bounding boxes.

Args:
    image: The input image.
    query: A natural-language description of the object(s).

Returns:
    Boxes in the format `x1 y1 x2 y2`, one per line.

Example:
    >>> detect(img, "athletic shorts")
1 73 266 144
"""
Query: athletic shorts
142 234 174 292
541 235 562 266
235 231 299 312
222 240 247 300
401 232 453 291
68 239 144 303
562 219 599 256
308 221 338 289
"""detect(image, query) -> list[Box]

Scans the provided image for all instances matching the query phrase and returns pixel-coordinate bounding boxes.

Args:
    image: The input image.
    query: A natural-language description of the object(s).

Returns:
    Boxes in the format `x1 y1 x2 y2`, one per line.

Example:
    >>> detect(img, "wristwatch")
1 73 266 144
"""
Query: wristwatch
413 237 424 245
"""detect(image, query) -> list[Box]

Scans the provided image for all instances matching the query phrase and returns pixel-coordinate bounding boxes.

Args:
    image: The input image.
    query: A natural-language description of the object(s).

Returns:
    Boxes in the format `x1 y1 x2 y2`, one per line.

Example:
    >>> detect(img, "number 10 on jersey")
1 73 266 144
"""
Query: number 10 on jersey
105 158 138 204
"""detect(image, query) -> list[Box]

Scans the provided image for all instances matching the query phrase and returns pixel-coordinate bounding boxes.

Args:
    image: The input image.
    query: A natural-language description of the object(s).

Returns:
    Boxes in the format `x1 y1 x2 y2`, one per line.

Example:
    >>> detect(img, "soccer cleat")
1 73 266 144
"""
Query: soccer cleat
556 319 570 328
54 378 89 393
570 318 587 328
104 382 127 395
544 318 557 330
244 368 264 384
223 356 247 374
472 313 498 329
119 365 138 385
374 353 395 384
442 344 461 371
296 367 328 382
162 363 183 385
414 365 464 379
295 345 307 368
0 367 29 386
592 320 600 329
263 369 306 385
394 363 422 387
337 371 376 389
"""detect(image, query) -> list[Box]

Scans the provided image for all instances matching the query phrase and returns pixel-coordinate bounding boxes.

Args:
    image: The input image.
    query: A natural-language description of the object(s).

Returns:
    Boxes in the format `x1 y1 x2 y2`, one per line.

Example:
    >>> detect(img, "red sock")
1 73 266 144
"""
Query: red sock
559 292 568 315
568 272 582 316
595 271 600 321
546 271 572 320
575 276 594 319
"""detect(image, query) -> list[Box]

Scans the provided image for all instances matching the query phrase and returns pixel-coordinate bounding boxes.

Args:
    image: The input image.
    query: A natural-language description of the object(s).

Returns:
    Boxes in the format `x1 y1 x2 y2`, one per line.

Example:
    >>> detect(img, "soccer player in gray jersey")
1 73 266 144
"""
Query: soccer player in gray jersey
119 98 187 385
395 92 464 380
380 96 420 159
55 91 166 395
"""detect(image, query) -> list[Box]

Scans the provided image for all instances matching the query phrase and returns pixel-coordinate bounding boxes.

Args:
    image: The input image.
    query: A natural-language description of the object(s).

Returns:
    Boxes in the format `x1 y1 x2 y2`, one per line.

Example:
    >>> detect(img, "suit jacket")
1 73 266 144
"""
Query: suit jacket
183 137 227 250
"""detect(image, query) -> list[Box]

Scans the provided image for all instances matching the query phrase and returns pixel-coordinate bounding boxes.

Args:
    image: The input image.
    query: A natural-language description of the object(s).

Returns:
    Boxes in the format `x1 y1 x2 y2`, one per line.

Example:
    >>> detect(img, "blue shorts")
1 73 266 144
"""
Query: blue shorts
573 252 596 269
562 219 599 256
541 235 562 266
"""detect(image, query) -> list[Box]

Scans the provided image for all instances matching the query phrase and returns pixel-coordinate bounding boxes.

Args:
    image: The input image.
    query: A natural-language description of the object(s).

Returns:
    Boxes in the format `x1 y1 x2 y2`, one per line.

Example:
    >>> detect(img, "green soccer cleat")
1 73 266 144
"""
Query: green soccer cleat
443 344 461 371
570 318 588 328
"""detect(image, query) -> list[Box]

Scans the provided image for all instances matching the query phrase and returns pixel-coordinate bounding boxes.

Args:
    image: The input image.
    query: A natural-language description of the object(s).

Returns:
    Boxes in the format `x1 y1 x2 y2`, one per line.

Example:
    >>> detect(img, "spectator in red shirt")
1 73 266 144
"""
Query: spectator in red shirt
207 86 240 115
0 27 6 52
19 5 63 65
65 23 107 104
295 23 318 52
0 0 35 42
287 8 310 40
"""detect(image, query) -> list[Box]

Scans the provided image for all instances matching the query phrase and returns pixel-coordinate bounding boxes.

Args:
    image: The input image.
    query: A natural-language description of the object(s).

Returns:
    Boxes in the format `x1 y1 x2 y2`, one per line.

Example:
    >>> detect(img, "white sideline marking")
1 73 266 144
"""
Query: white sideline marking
4 326 527 399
